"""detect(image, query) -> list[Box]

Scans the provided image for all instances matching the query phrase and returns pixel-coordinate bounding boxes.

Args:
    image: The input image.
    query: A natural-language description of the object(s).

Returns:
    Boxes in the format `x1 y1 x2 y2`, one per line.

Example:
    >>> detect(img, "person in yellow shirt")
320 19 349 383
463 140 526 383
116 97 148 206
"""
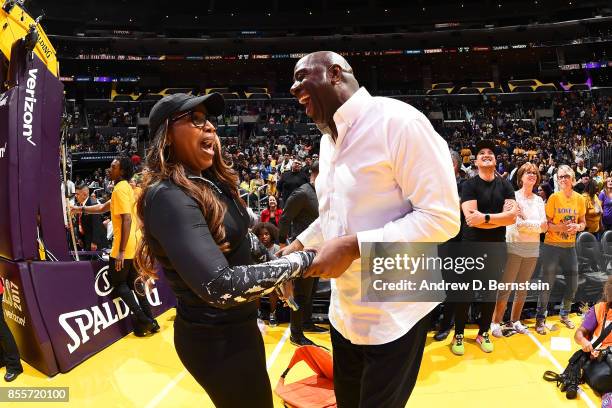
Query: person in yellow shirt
527 149 538 161
267 168 278 197
250 172 265 198
460 146 472 165
583 179 603 236
74 157 158 336
130 172 145 244
535 165 586 335
513 146 525 156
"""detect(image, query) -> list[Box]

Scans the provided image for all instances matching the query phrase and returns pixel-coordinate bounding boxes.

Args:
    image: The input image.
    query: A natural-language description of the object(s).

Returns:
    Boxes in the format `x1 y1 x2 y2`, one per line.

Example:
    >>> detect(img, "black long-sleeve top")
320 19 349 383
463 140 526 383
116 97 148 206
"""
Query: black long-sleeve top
278 182 319 243
143 177 313 324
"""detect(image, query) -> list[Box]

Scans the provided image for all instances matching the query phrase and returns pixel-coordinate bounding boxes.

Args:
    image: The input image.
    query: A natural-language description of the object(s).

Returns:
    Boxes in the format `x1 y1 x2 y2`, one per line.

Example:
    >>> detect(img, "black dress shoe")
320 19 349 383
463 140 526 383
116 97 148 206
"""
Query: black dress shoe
133 317 156 337
290 335 316 347
150 319 160 333
303 324 329 333
433 329 451 341
4 370 22 382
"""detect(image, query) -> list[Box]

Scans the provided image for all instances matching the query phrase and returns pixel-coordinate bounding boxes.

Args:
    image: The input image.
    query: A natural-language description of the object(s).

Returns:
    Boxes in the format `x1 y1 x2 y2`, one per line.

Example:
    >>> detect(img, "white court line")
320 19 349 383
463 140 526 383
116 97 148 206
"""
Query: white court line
267 327 291 369
144 370 187 408
527 333 597 408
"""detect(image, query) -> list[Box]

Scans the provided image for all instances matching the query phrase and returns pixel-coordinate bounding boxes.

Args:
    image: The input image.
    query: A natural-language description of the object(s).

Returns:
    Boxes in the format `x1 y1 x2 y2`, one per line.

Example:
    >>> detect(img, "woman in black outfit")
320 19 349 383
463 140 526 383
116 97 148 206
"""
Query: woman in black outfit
135 93 314 408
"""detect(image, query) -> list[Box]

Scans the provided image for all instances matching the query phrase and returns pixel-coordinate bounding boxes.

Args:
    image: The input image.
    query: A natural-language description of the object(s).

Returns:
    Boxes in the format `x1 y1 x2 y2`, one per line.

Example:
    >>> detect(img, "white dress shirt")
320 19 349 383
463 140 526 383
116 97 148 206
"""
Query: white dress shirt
297 88 460 345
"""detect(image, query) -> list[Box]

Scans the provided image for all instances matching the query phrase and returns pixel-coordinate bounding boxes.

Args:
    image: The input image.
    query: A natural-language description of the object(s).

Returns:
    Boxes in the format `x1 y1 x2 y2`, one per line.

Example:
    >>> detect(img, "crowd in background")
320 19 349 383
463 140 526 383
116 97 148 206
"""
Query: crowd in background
57 89 612 402
64 91 612 247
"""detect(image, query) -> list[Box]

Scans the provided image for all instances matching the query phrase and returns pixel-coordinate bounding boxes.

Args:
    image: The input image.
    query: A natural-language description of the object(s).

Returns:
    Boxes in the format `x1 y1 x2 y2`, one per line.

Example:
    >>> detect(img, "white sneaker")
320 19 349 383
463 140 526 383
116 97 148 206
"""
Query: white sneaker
491 323 503 338
512 320 530 334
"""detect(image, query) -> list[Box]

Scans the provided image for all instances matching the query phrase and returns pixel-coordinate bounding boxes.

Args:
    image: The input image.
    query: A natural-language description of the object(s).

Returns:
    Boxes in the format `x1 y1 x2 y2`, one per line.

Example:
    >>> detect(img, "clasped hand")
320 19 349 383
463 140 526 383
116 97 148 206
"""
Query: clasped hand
276 235 360 279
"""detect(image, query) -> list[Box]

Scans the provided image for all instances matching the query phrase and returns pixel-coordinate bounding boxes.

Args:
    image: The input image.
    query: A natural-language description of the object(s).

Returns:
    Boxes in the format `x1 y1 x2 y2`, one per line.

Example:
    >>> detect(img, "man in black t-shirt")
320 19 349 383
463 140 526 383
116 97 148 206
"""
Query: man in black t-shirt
449 139 517 356
277 160 309 206
461 175 516 242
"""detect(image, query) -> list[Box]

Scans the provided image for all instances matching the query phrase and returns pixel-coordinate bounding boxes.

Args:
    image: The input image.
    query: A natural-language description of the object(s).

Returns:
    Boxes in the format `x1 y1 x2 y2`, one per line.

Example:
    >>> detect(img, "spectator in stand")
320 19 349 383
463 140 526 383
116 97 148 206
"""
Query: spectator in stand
260 159 273 181
574 174 590 194
491 163 547 337
277 159 309 207
131 151 142 167
278 161 324 346
576 158 588 179
535 165 586 335
252 222 281 327
599 177 612 231
266 168 278 197
538 183 553 203
277 153 293 174
73 183 108 251
591 166 604 191
239 173 257 207
460 145 472 166
249 171 266 206
595 162 605 181
302 156 313 177
260 195 282 228
451 139 517 355
583 179 603 237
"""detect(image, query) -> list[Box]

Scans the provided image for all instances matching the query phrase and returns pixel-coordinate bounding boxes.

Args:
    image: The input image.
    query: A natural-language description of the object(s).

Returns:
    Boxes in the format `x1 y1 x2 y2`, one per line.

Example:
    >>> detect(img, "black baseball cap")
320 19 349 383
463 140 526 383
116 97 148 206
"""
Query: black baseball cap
148 93 225 136
475 139 497 155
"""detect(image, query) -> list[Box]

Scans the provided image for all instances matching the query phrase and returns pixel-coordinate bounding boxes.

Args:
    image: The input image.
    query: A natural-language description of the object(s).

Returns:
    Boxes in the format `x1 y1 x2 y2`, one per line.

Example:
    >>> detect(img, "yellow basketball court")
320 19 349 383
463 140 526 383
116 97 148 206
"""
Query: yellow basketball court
2 308 601 408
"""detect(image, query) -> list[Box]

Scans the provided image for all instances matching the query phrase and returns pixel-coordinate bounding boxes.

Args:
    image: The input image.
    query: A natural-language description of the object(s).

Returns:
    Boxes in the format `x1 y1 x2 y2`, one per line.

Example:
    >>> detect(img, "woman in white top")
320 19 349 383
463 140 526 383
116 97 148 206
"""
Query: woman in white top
491 163 548 336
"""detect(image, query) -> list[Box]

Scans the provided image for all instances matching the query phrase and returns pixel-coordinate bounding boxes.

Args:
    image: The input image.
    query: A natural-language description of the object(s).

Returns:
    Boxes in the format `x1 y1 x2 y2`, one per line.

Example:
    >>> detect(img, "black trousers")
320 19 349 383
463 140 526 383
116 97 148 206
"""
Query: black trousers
451 243 506 336
290 277 318 336
174 315 273 408
331 314 430 408
109 258 152 319
0 294 23 372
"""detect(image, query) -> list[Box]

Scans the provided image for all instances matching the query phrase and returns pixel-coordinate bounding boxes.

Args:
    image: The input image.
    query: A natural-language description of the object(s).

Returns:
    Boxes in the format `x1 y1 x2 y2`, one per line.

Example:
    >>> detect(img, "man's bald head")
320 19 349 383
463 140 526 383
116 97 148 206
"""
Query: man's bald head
298 51 353 74
290 51 359 129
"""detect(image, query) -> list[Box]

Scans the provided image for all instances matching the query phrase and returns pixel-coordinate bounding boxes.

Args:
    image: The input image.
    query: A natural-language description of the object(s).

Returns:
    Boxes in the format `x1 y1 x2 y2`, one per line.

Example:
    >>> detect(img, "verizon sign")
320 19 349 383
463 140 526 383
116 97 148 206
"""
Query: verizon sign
22 69 38 146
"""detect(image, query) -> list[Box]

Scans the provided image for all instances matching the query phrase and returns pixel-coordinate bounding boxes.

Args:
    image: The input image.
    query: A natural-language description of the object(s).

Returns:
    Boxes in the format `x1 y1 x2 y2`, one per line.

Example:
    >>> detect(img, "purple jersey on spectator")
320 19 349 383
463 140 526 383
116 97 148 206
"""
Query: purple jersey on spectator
599 191 612 226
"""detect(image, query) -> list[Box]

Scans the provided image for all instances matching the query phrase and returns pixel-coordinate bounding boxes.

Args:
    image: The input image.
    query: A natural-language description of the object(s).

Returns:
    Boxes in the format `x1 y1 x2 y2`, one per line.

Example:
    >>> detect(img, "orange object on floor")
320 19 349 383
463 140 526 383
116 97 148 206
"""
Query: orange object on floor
274 345 336 408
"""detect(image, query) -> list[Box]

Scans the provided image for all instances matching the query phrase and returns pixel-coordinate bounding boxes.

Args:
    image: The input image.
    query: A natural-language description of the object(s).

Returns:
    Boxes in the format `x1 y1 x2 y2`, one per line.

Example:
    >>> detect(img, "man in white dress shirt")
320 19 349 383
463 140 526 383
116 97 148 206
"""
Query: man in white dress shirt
281 51 460 407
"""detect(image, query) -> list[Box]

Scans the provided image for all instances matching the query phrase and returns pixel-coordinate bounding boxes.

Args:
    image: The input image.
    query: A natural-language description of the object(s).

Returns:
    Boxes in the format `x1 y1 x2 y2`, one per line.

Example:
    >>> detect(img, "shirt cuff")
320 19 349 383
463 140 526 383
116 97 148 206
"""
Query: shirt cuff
356 228 384 256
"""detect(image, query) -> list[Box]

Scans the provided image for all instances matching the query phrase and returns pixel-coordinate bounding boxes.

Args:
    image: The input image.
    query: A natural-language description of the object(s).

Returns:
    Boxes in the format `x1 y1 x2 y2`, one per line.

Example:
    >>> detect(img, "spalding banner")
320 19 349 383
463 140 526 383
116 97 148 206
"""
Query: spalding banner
29 261 176 373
